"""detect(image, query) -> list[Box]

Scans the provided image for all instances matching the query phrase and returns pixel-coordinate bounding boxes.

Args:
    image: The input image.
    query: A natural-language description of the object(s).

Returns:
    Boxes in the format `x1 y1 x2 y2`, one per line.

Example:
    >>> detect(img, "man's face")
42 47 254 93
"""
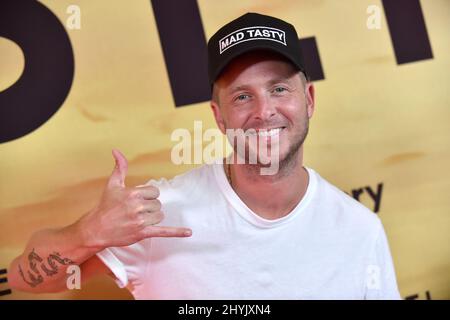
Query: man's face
211 51 315 168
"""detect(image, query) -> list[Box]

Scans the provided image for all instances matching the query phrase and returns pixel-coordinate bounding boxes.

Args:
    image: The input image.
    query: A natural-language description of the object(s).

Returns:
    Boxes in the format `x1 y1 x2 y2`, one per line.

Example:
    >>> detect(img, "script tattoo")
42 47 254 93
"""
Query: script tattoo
18 248 75 287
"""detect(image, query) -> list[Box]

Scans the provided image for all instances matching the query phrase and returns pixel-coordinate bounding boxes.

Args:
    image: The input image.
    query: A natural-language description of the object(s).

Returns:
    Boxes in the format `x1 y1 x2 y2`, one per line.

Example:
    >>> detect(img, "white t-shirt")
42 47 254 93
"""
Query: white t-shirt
96 162 401 300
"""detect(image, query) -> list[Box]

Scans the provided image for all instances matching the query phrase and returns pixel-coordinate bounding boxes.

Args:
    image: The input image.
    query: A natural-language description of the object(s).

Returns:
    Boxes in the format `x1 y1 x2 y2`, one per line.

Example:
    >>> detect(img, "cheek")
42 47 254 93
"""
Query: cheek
224 109 249 129
280 100 305 126
285 96 308 119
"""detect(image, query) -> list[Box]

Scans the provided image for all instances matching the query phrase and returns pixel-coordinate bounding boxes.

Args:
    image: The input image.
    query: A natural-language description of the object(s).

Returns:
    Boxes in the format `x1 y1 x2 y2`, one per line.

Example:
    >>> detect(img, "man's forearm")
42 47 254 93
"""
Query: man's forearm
7 149 192 294
8 214 101 293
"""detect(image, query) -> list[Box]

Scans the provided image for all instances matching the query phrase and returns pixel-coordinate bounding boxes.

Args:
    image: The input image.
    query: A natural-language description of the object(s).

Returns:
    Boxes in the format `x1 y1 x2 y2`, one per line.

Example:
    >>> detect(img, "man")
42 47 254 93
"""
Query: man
9 13 401 299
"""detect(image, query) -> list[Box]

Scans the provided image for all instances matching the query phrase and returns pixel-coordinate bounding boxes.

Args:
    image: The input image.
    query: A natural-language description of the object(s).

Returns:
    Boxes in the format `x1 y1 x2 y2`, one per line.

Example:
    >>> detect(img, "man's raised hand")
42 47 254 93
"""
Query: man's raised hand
80 149 192 250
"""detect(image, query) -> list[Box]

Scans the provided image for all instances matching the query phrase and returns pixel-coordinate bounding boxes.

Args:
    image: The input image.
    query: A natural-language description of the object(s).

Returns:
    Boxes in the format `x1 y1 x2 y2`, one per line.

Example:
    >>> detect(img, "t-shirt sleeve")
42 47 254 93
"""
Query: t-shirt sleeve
364 220 402 300
96 239 151 289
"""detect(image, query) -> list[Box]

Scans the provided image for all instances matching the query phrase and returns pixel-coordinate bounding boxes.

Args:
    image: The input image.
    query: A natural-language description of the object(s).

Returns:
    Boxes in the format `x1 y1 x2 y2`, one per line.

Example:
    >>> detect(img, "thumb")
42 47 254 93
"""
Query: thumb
108 148 128 188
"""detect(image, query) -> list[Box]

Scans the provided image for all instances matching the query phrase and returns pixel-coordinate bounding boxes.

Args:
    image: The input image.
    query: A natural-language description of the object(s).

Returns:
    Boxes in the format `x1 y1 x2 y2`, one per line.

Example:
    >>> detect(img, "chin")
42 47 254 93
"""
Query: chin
241 143 289 166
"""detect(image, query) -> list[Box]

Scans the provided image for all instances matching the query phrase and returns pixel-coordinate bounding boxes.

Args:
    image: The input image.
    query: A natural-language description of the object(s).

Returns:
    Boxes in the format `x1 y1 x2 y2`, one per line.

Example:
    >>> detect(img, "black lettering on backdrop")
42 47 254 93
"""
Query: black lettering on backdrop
0 268 12 296
382 0 433 64
150 0 325 107
0 0 74 143
150 0 210 107
405 290 432 300
346 182 384 213
0 1 434 142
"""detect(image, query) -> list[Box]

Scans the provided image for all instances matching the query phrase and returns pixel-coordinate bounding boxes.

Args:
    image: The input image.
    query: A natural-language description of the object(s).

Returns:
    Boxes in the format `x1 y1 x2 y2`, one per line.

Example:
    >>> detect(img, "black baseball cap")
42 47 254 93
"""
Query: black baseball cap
207 12 308 86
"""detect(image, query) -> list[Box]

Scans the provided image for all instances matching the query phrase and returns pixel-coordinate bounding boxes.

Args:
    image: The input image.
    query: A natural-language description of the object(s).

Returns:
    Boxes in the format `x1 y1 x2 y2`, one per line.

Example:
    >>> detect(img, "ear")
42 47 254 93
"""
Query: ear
305 82 315 119
210 100 226 134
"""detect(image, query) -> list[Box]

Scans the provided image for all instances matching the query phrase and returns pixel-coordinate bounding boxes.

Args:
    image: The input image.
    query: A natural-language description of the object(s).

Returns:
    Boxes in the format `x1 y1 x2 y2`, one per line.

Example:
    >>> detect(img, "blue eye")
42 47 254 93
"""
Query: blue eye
274 87 286 93
236 94 249 101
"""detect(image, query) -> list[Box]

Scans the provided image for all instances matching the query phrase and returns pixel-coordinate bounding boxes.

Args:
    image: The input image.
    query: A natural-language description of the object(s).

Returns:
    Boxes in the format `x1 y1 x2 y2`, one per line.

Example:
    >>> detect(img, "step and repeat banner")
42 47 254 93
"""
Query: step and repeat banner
0 0 449 299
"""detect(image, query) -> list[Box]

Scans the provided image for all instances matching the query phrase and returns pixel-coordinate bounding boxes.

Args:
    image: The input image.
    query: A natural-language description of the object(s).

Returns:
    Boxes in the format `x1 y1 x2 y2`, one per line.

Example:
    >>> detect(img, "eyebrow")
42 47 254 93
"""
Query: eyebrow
228 85 250 95
266 77 294 86
227 77 294 95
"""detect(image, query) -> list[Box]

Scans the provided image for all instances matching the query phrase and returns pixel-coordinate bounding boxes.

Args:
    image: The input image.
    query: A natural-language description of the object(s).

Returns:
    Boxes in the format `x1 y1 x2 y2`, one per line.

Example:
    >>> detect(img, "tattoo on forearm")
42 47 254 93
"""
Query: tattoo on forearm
18 248 75 287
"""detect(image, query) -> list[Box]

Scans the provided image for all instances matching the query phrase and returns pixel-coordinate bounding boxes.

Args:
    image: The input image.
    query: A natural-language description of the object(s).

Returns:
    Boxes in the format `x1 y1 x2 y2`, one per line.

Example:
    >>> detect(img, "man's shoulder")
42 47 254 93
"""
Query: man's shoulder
310 168 381 231
143 163 217 200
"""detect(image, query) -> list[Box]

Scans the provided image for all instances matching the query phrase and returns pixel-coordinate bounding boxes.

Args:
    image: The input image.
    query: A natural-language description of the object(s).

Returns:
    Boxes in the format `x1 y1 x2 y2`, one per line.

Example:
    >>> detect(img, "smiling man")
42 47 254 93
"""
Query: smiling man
9 13 401 300
210 48 312 219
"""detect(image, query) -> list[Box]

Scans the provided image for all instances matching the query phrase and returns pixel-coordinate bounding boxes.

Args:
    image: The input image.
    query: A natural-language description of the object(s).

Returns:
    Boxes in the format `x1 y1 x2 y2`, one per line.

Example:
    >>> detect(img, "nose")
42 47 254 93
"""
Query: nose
252 95 277 122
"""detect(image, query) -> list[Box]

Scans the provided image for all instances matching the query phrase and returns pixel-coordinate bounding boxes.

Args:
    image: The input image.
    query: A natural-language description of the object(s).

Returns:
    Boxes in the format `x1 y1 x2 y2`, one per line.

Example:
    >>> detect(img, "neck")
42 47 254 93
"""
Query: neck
226 146 309 220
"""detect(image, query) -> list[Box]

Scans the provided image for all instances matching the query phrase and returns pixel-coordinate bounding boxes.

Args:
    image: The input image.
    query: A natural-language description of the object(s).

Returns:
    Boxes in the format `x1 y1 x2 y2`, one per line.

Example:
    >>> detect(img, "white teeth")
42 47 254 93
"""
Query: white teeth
246 128 283 137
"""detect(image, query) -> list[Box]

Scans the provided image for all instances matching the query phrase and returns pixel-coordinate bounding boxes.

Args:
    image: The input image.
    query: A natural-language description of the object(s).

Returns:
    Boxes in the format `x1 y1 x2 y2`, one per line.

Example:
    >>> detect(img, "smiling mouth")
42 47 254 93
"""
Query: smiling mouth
245 127 286 137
